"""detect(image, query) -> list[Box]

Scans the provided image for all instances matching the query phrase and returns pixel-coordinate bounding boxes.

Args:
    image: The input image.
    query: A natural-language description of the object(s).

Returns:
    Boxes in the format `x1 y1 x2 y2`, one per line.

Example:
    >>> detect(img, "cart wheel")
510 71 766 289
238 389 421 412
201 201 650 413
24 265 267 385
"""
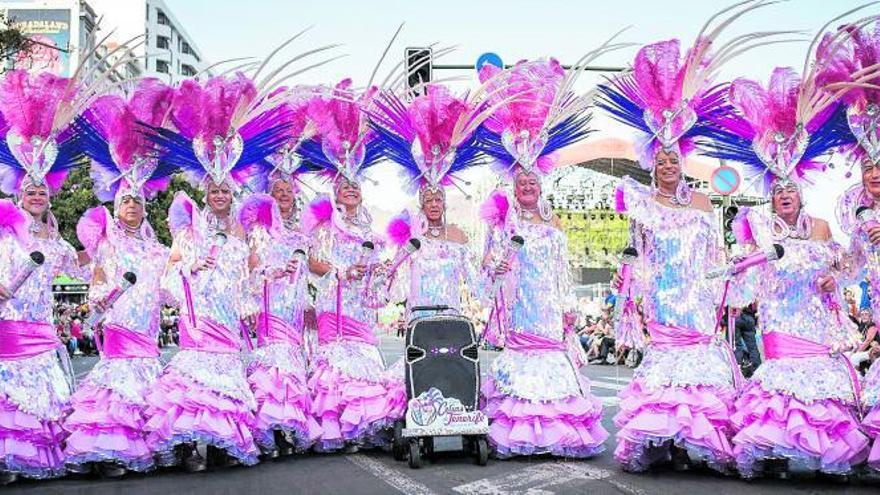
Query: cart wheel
424 436 434 459
475 438 489 466
392 420 406 461
408 439 423 469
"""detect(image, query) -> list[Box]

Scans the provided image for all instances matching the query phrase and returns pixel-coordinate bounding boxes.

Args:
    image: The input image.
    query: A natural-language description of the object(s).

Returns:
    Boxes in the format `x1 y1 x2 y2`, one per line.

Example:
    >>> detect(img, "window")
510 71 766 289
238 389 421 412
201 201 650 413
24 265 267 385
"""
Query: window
181 64 196 77
157 10 169 26
156 35 169 49
156 59 170 74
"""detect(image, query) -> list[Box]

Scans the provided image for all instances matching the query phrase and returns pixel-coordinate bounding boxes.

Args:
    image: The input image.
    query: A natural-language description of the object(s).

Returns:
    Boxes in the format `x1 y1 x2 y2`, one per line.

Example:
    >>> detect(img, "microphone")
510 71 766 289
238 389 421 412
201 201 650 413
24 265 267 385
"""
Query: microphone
491 235 525 293
706 244 785 280
208 231 228 260
356 241 375 266
6 251 44 296
857 206 879 231
86 271 137 327
388 238 421 275
612 247 638 323
288 248 307 284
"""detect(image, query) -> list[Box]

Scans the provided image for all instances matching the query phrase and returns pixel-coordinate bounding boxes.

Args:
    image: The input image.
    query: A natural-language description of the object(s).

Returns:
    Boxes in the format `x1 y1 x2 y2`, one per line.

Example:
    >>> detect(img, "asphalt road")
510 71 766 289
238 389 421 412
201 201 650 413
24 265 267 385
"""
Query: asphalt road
5 337 879 495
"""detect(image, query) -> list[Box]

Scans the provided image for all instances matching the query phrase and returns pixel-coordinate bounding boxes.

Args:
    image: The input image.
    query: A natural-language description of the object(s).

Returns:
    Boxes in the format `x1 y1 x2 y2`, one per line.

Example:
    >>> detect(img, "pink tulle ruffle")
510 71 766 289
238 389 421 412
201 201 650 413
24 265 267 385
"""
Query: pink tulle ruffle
481 375 608 458
613 379 736 473
247 362 320 451
0 394 66 479
732 381 869 478
864 406 880 471
144 370 259 466
63 384 154 472
308 358 406 452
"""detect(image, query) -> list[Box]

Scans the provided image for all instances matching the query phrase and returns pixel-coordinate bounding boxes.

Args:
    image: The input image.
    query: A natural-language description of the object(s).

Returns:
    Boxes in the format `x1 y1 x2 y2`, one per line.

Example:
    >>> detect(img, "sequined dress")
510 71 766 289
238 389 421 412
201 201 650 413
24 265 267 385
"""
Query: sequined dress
729 208 868 477
144 204 259 466
480 210 608 458
0 209 80 479
245 221 320 452
63 216 169 472
308 213 405 451
391 235 476 319
613 177 738 473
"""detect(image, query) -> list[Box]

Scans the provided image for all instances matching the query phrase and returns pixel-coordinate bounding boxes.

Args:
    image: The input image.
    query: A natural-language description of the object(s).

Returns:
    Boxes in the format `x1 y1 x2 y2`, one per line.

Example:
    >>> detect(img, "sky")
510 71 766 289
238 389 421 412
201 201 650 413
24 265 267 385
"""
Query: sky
164 0 878 240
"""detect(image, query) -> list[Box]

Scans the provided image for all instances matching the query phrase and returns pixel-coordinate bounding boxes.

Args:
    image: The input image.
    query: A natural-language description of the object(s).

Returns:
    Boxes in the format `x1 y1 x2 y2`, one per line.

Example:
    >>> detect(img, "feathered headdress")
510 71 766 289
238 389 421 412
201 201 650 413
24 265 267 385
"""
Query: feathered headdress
370 84 492 197
596 1 796 171
77 78 175 210
817 20 880 168
702 7 880 195
141 72 292 192
298 79 385 186
0 32 146 197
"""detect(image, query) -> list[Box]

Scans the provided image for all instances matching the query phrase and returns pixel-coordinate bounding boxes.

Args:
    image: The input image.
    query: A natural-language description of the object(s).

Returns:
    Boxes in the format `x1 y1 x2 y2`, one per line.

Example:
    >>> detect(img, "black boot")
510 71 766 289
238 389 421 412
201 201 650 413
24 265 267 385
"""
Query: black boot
764 458 788 479
670 445 691 472
275 430 295 457
96 462 126 478
207 445 240 468
0 472 18 485
180 443 207 473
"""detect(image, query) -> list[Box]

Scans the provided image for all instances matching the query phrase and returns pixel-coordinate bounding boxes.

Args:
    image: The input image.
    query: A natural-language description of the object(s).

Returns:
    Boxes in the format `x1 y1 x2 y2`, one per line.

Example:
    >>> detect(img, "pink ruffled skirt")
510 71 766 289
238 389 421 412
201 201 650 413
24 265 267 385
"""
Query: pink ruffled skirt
247 346 320 452
481 374 608 459
63 358 161 472
0 395 66 479
864 406 880 471
144 360 259 466
732 381 869 477
308 355 406 452
614 379 735 473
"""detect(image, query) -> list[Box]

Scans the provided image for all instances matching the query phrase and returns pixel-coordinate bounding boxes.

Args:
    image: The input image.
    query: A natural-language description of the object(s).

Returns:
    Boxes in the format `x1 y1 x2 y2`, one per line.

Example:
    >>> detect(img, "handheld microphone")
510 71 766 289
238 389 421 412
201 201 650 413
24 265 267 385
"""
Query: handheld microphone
208 231 228 260
388 238 421 275
705 243 785 280
6 251 44 296
612 247 638 322
856 206 880 270
86 271 137 327
491 235 525 293
356 241 375 266
288 248 307 284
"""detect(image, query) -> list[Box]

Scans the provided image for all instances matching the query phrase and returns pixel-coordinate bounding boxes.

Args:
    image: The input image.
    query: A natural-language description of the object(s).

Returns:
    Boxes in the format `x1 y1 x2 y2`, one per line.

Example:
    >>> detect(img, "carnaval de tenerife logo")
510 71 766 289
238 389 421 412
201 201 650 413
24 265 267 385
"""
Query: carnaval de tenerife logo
407 388 486 428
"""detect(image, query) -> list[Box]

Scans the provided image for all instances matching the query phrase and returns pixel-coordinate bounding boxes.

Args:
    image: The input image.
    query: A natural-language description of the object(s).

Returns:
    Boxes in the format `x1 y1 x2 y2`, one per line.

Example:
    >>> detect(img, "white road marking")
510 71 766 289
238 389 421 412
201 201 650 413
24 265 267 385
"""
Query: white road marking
453 461 627 495
589 379 628 391
346 454 436 495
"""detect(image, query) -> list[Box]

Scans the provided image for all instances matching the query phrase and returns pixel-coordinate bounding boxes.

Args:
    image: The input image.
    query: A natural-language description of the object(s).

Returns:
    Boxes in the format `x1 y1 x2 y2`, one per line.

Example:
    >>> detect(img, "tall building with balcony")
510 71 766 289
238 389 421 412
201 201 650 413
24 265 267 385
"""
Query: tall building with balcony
88 0 208 82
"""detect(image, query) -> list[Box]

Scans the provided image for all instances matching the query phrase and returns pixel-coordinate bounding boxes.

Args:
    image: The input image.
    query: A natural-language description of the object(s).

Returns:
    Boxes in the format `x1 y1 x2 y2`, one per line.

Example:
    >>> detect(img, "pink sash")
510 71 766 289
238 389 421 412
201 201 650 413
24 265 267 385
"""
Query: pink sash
179 316 242 354
257 313 302 347
0 320 61 360
763 331 862 407
505 331 566 352
101 324 159 359
647 321 743 390
317 312 377 346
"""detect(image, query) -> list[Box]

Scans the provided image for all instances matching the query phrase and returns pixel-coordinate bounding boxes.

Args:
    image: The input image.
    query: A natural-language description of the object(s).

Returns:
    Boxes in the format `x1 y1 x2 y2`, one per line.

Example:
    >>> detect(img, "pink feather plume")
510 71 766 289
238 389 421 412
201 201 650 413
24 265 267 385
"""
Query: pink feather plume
76 206 110 258
0 199 30 243
306 79 376 164
171 73 257 140
729 68 801 140
479 189 511 228
479 59 564 137
0 70 69 140
301 195 333 234
386 210 412 247
731 208 754 245
408 85 469 157
167 191 198 236
238 193 279 235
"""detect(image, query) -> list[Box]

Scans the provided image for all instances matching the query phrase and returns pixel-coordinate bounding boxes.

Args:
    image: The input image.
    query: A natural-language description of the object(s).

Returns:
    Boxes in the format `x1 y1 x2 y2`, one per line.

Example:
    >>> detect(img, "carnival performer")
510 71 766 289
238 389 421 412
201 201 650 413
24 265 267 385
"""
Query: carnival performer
594 2 786 471
62 79 175 477
141 72 292 471
240 119 323 456
299 79 405 452
476 54 616 458
702 21 876 475
0 69 103 483
824 19 880 475
371 83 488 318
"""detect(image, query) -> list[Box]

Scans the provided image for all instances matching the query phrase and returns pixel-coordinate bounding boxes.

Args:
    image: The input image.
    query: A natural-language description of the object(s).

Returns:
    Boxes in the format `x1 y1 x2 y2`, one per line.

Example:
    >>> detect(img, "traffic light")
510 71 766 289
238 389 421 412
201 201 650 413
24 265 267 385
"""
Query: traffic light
405 47 432 97
723 205 739 247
